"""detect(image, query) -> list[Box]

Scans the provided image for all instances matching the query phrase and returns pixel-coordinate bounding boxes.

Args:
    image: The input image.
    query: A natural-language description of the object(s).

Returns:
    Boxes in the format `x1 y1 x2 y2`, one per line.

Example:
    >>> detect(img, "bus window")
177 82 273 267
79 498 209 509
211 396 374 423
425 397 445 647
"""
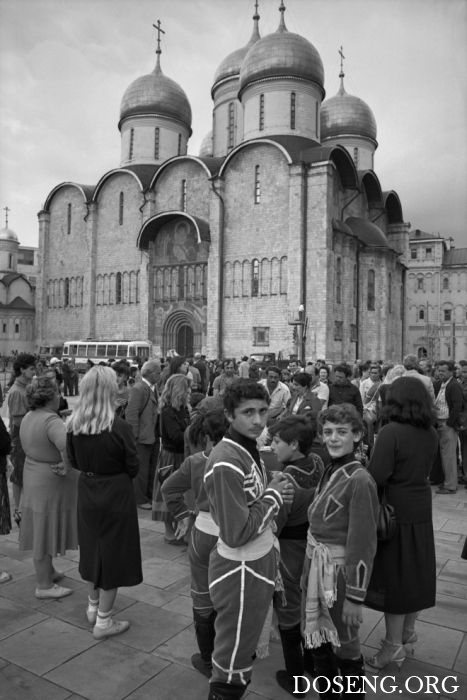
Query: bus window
87 345 97 357
69 344 78 355
107 344 117 357
137 346 150 358
97 345 106 357
129 346 136 356
62 346 69 356
117 344 127 357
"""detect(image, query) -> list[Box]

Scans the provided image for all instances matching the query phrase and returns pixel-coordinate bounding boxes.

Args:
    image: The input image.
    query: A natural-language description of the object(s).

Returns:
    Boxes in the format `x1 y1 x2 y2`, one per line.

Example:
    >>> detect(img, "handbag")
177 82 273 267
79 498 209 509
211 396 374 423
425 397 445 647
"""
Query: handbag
377 490 397 541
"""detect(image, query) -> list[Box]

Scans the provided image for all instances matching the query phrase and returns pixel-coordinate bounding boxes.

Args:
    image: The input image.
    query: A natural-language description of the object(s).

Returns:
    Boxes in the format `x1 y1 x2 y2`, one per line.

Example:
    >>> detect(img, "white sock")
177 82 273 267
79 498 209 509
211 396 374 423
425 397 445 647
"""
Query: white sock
95 609 113 629
87 596 99 613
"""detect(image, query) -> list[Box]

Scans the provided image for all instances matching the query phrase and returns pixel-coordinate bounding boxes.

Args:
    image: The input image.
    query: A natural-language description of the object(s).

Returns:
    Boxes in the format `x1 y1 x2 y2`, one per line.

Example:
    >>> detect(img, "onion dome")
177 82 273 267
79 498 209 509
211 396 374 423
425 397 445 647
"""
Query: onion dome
321 75 377 142
199 131 213 158
0 226 18 242
119 52 192 131
212 4 261 93
239 2 324 97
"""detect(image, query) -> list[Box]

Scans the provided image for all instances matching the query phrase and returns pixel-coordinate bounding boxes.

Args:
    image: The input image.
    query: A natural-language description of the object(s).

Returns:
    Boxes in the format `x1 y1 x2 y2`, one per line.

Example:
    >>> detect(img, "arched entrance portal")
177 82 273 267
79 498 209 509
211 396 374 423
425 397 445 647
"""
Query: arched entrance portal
162 310 201 358
177 324 194 357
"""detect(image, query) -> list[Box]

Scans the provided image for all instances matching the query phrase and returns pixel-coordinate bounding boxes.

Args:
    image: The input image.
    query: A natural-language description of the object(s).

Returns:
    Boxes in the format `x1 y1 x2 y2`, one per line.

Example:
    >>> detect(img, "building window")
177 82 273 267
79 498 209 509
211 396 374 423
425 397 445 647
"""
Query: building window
443 277 449 290
259 94 264 131
444 309 452 322
410 248 417 259
154 127 160 159
251 259 259 297
67 203 72 235
290 92 296 130
425 247 432 259
417 277 423 290
419 308 425 320
181 179 187 211
119 192 124 225
2 323 6 333
177 133 182 156
253 326 270 346
228 102 235 150
315 102 319 137
116 272 122 304
367 269 375 310
388 273 392 313
64 278 70 307
336 257 342 304
350 324 357 342
334 321 343 340
353 147 359 168
129 128 134 159
254 165 261 204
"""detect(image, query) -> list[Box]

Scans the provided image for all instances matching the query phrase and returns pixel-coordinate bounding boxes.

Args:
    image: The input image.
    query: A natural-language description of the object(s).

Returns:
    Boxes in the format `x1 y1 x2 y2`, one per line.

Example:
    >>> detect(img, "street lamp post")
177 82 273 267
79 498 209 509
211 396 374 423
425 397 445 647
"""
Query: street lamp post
289 304 308 364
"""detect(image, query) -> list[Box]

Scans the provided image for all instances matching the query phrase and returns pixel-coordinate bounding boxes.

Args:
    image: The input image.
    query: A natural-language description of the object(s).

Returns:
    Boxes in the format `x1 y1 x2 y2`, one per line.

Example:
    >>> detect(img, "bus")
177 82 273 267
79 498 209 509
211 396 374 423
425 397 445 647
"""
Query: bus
38 344 63 362
62 340 152 372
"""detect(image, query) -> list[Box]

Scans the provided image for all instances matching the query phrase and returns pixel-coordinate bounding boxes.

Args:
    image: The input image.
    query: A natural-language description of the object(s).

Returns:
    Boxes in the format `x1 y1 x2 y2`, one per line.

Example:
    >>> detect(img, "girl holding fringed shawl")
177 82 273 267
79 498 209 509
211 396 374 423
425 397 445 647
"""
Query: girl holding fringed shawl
301 404 378 698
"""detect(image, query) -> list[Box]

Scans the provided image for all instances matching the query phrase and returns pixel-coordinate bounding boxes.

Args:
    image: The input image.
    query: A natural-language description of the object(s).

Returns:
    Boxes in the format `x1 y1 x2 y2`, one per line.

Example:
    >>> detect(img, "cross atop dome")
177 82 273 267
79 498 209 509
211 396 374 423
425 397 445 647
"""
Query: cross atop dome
152 20 165 72
3 206 10 228
278 1 287 31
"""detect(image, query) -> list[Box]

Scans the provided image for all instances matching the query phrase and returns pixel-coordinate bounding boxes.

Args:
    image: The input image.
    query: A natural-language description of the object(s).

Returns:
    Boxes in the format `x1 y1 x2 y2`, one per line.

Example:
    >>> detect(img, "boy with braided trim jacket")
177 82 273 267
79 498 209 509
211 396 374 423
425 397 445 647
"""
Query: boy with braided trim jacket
204 380 293 700
301 404 378 699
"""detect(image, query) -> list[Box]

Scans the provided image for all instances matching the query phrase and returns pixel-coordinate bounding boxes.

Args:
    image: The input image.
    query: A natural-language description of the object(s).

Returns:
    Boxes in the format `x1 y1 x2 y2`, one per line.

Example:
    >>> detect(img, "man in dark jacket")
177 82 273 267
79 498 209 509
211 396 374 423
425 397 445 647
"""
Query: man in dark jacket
328 364 363 415
434 361 464 494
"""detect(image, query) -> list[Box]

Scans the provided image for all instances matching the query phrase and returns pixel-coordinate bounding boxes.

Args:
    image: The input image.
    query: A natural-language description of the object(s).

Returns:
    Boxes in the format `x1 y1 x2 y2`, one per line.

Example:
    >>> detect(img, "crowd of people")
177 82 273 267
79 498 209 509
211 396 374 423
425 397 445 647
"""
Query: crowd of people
0 349 466 699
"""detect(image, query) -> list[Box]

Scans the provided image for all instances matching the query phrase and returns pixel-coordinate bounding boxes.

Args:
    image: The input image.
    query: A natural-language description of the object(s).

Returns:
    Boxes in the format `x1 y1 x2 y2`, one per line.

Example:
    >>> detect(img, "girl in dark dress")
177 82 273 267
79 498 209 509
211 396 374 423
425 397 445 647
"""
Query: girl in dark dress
152 373 190 543
365 377 438 670
66 366 142 640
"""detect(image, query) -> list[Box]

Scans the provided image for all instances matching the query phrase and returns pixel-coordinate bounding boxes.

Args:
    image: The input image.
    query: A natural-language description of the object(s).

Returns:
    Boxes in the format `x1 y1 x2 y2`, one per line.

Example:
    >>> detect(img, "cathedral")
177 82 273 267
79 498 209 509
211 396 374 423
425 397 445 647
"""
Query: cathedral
36 2 410 363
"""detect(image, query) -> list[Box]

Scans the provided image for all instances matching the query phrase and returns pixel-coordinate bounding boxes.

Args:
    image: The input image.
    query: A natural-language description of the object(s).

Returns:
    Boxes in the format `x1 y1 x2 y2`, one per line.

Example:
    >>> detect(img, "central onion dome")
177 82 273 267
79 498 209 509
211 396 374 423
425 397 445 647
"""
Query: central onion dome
212 7 261 94
119 57 192 132
321 76 377 142
239 4 324 97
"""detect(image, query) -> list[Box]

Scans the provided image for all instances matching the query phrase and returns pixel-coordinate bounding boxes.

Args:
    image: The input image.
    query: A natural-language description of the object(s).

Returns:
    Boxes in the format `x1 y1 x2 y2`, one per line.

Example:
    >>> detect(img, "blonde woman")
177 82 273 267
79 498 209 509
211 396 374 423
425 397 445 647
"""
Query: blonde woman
152 374 190 543
66 366 142 639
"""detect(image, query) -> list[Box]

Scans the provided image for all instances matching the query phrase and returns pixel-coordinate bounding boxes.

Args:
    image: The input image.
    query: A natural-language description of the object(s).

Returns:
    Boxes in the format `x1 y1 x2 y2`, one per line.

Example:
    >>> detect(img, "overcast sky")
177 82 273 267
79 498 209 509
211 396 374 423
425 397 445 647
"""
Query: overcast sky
1 0 466 249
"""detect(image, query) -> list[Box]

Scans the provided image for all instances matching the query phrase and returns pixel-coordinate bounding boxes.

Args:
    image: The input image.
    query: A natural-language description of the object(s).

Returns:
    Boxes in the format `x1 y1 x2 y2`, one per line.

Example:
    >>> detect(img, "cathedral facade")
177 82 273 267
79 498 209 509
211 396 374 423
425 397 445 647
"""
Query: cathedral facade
36 3 410 363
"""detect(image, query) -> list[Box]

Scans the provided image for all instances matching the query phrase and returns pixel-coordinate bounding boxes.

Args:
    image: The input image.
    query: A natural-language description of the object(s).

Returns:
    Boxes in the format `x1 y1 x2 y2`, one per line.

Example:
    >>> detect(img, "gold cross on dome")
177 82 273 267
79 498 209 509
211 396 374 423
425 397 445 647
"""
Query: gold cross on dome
153 19 165 55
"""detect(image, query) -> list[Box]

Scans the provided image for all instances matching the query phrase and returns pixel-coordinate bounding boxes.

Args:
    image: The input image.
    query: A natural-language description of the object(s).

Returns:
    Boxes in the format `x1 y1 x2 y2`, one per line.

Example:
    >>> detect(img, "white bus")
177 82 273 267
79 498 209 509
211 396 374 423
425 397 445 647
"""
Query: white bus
62 340 152 371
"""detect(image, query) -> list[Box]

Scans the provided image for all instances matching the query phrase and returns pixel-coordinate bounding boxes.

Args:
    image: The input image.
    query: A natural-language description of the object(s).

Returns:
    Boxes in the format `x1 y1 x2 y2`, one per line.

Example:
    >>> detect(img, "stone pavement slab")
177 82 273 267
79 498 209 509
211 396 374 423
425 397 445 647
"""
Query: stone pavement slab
0 663 72 700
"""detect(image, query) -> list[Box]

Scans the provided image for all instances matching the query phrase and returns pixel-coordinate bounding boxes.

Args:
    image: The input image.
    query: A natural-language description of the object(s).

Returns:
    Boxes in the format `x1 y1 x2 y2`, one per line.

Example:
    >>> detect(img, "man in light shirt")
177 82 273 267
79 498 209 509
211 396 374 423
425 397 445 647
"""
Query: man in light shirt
434 361 464 494
258 366 291 446
402 354 435 402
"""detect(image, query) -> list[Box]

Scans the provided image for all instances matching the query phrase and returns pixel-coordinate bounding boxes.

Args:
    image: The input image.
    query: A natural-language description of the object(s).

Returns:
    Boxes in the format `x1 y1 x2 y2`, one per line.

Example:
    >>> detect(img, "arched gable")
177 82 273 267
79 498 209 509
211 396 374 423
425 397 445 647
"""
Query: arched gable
306 145 359 190
359 171 383 206
92 168 146 201
150 155 217 189
137 211 210 250
383 190 404 224
43 182 93 211
219 138 293 178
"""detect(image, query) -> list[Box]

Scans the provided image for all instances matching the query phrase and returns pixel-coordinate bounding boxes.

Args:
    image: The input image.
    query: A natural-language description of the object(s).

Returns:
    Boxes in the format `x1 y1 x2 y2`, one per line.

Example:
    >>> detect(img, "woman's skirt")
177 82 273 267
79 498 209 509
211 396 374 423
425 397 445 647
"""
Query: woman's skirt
19 458 79 558
9 423 25 488
152 448 184 522
0 466 11 535
78 472 142 590
365 521 436 614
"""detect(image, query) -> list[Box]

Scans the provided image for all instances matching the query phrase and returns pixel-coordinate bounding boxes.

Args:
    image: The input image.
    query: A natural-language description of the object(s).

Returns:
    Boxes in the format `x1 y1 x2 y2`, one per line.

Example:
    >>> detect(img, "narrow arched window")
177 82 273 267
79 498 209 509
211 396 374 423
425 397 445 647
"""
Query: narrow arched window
443 277 449 290
177 133 182 156
259 94 264 130
116 272 122 304
67 203 72 235
419 308 425 320
290 92 296 130
254 165 261 204
119 192 124 225
129 128 134 159
252 259 259 297
181 179 187 211
154 127 160 159
64 278 70 307
367 269 375 310
336 257 342 304
228 102 235 150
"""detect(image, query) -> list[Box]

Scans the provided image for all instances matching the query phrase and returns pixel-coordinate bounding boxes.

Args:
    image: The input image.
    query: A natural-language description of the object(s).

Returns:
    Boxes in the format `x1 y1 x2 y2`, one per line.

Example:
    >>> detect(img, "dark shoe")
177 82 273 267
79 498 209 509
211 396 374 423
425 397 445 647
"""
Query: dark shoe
339 655 367 698
191 652 212 678
312 643 340 698
436 487 457 494
276 669 308 696
208 682 246 699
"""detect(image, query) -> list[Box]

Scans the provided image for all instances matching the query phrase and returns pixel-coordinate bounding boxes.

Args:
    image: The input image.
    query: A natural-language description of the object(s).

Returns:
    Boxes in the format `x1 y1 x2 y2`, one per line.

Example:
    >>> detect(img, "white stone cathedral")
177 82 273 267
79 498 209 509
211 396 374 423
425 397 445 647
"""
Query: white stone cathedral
37 2 411 363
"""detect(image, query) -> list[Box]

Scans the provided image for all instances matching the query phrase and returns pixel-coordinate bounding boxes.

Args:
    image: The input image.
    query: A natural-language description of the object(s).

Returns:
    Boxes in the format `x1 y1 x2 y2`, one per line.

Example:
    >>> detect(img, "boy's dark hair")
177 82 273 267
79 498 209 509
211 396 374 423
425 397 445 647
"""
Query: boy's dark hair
188 408 228 448
269 415 316 455
13 353 36 376
266 366 281 376
318 403 363 433
292 372 312 388
190 391 206 410
333 363 352 378
223 379 270 414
